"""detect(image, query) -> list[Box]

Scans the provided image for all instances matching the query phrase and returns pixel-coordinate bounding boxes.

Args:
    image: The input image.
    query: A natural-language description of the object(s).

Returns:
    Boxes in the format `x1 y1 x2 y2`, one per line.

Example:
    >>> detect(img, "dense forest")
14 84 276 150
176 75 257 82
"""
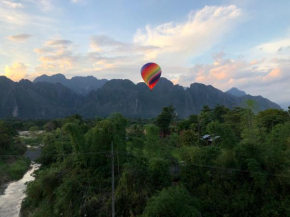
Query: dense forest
5 103 290 216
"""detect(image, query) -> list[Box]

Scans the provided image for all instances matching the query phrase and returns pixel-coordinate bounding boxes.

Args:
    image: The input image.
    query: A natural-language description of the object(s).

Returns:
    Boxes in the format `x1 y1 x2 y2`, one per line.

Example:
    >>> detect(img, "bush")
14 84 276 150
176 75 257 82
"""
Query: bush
142 185 201 217
29 126 39 133
8 158 30 180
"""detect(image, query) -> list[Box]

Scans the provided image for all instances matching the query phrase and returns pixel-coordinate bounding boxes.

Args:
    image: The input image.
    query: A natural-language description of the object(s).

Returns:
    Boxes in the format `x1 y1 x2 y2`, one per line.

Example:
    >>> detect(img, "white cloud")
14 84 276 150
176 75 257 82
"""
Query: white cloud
134 5 242 65
46 39 73 46
90 35 159 56
0 5 28 25
2 0 23 8
256 37 290 54
0 0 55 28
23 0 53 12
34 39 80 74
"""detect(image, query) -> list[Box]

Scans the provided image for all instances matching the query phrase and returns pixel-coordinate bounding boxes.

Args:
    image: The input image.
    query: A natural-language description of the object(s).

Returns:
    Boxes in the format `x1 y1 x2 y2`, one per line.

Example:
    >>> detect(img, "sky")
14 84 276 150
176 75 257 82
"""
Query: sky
0 0 290 108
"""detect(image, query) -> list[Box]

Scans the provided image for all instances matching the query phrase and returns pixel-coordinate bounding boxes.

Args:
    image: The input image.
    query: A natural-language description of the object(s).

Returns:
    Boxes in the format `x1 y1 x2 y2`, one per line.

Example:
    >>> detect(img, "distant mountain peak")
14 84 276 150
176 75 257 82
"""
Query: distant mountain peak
34 73 67 83
33 73 108 95
51 73 66 79
226 87 246 97
0 76 14 83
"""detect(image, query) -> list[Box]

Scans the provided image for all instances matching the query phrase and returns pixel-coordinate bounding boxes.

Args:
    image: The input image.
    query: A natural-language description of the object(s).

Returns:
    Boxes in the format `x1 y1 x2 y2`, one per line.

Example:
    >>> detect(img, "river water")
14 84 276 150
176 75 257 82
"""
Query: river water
0 131 42 217
0 163 40 217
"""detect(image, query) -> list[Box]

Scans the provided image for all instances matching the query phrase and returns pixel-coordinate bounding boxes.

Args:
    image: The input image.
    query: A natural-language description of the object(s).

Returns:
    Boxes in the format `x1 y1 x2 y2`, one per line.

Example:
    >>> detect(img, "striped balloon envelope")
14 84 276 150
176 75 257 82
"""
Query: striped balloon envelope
141 62 162 91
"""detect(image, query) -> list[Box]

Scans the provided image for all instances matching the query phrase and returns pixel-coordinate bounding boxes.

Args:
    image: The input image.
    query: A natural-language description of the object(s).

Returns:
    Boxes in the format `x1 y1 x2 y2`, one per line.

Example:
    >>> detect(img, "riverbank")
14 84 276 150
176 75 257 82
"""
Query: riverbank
0 130 43 217
0 131 43 191
0 163 40 217
0 157 31 190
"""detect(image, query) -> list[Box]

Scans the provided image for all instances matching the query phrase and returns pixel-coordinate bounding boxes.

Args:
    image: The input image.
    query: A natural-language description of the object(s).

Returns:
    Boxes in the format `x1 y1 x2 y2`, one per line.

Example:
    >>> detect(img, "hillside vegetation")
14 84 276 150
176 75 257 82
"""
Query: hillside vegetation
21 105 290 217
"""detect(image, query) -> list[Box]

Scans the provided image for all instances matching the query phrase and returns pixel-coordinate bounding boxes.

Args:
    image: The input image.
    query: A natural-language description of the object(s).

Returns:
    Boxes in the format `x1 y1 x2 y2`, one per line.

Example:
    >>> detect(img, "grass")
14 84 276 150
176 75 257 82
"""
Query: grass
0 157 31 184
21 134 43 147
8 158 31 180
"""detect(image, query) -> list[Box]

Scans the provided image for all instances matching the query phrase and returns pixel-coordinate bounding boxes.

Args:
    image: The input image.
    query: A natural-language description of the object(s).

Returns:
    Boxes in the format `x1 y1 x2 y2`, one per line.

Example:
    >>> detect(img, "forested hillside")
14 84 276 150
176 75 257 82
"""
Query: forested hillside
0 76 281 119
20 105 290 217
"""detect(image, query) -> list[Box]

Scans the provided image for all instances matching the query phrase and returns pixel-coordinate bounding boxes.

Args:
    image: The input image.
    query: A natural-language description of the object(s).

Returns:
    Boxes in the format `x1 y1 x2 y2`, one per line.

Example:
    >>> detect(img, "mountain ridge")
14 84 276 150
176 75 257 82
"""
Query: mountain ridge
34 73 108 95
0 75 281 119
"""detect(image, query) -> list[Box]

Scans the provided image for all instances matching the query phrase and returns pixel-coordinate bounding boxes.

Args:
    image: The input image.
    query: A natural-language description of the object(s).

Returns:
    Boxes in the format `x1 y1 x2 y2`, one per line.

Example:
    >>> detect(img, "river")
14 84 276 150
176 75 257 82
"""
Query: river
0 131 42 217
0 163 40 217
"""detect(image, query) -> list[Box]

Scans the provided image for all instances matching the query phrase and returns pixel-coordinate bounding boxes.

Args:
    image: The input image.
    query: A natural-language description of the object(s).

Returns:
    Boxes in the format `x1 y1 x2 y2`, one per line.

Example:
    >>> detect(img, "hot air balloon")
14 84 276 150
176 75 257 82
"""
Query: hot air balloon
141 62 162 91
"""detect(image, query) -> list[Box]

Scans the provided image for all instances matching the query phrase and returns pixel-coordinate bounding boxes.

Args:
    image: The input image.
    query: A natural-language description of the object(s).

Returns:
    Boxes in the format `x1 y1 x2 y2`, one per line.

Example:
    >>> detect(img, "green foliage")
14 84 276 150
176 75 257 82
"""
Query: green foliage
0 121 30 185
44 120 60 132
24 122 37 131
8 158 30 180
148 157 171 190
144 124 161 157
218 123 237 149
167 133 179 147
115 160 151 216
223 107 247 139
21 107 290 217
0 157 30 185
198 105 213 135
256 108 289 132
206 121 220 137
142 186 201 217
127 124 144 138
212 104 229 123
0 121 11 151
180 129 198 147
29 126 39 132
244 99 259 113
155 105 176 134
21 135 43 147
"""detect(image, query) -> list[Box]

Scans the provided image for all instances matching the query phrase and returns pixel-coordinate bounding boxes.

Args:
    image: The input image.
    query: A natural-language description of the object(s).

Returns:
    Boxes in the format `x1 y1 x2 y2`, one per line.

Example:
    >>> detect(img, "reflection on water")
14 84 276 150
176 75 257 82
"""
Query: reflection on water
0 163 40 217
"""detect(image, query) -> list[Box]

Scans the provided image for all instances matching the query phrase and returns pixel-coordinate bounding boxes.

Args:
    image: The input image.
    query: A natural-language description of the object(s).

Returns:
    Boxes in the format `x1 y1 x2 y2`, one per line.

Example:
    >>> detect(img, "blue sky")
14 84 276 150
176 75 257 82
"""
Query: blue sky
0 0 290 107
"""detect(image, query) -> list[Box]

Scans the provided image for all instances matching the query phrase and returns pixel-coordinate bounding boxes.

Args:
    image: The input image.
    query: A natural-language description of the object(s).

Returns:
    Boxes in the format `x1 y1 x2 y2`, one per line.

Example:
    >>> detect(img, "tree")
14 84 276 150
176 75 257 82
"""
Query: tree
142 186 201 217
115 159 151 217
29 126 39 133
144 124 161 157
155 105 176 136
206 121 220 138
219 123 237 149
148 157 171 190
180 124 198 147
44 120 60 132
212 104 229 123
244 99 259 113
206 121 237 148
178 115 199 132
223 107 247 140
255 109 289 132
198 105 212 135
201 105 211 113
0 121 11 152
62 114 83 125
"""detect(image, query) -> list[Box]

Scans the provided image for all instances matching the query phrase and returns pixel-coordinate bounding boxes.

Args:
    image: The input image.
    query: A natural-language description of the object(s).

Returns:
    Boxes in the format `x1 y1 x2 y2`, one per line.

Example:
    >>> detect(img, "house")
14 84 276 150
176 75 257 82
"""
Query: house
201 134 220 145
